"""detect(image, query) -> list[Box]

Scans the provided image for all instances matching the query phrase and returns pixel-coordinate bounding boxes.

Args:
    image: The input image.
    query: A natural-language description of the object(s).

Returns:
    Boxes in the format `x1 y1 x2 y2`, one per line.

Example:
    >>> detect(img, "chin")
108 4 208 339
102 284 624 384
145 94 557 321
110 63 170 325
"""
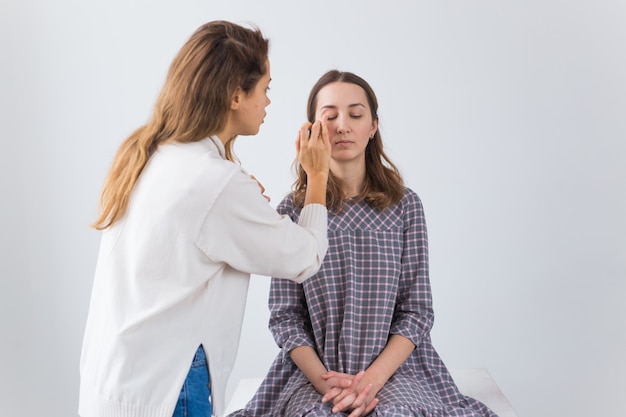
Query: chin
241 128 261 137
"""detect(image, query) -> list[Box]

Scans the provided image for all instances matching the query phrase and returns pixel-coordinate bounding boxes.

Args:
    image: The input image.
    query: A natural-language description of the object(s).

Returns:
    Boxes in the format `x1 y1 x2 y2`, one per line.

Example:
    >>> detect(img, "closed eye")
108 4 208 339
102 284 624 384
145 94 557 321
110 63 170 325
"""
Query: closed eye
322 111 338 120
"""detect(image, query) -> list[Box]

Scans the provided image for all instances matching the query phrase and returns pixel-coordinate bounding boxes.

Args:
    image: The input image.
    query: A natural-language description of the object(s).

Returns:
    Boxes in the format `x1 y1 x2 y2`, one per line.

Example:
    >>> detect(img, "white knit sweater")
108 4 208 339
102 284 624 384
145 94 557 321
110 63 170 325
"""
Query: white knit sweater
78 137 328 417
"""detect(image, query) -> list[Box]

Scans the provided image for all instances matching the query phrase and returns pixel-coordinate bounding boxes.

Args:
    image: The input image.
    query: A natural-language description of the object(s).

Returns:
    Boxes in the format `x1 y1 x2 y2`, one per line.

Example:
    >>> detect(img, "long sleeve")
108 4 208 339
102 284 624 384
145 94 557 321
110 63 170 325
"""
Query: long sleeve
268 195 317 355
196 171 327 283
390 189 434 347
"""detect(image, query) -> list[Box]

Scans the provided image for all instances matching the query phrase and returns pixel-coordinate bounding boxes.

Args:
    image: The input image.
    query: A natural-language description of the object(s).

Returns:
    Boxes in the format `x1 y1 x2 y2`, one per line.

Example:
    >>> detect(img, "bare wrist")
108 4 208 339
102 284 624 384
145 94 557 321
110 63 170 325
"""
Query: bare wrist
306 172 329 184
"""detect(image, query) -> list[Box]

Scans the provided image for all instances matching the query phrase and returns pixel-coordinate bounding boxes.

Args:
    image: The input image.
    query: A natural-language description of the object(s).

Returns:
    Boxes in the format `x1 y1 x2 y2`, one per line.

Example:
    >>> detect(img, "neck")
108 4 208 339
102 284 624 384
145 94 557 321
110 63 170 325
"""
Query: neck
215 131 234 146
331 159 366 198
215 115 237 146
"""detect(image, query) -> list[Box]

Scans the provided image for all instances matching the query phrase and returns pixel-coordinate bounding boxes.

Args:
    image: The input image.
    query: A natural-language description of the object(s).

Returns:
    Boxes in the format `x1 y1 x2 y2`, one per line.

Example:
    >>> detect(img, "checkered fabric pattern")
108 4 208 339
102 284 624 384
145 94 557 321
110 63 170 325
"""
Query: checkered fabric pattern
228 189 497 417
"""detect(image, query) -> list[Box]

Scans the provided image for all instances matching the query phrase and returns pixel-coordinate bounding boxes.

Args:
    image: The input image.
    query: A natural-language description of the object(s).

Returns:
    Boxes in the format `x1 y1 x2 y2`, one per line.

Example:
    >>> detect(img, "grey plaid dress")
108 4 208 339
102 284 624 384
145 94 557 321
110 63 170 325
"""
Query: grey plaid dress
228 188 497 417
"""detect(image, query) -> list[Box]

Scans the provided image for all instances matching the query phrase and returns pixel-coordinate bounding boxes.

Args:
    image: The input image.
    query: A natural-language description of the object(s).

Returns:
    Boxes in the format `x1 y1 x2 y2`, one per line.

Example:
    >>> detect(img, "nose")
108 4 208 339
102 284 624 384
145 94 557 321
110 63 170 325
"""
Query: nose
336 116 351 134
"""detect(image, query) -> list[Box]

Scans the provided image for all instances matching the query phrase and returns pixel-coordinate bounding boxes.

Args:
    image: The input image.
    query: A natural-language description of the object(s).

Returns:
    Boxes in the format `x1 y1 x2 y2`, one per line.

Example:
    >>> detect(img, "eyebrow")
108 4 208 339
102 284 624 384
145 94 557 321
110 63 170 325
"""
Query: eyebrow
320 103 366 111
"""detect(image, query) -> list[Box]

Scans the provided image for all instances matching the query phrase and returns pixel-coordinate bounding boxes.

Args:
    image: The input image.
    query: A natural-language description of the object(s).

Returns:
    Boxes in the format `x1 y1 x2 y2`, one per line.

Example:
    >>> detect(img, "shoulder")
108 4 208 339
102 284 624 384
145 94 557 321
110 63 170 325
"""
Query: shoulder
398 187 427 224
169 140 244 189
140 140 241 212
276 193 300 219
400 187 423 209
155 139 236 174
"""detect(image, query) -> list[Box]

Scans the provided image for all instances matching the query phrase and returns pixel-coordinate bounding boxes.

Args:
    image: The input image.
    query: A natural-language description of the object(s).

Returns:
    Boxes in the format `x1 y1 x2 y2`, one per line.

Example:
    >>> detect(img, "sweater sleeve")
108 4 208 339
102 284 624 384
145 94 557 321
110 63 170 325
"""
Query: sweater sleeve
196 170 328 283
268 195 317 355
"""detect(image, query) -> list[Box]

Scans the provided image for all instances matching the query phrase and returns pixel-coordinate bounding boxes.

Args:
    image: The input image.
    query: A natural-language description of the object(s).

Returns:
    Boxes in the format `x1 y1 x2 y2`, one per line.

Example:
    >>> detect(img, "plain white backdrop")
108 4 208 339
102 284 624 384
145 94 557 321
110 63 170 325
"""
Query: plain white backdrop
1 1 624 416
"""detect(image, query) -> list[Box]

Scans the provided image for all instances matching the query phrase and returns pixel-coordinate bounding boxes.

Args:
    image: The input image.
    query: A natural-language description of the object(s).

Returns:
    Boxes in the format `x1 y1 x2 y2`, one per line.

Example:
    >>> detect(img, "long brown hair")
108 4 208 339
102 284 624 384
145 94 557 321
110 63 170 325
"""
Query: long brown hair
293 70 404 212
92 21 269 230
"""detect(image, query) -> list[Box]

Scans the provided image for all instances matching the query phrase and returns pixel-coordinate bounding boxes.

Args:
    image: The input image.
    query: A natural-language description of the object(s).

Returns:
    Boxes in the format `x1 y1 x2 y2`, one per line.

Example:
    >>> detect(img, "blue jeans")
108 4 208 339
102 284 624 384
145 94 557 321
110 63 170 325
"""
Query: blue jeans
173 345 212 417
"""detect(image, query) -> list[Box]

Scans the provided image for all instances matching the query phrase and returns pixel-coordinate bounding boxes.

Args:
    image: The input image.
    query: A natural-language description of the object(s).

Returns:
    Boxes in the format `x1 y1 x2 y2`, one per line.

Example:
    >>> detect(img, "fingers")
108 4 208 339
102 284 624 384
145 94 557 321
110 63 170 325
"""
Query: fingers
299 121 312 149
321 386 343 404
296 119 331 181
321 371 354 403
346 398 378 417
323 370 378 417
322 371 353 388
350 382 373 410
295 122 309 158
321 370 332 380
321 379 349 403
330 390 356 414
344 393 378 417
249 175 270 202
346 406 365 417
330 384 370 414
364 397 379 415
322 370 347 380
295 132 301 156
330 376 353 389
332 388 376 416
298 120 320 155
298 120 326 148
319 118 330 148
351 370 366 387
309 120 323 142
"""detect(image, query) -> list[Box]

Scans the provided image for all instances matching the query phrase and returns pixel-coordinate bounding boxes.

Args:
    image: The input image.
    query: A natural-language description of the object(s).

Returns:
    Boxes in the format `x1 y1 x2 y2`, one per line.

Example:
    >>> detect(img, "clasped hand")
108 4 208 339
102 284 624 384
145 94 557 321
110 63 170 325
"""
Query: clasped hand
320 370 379 417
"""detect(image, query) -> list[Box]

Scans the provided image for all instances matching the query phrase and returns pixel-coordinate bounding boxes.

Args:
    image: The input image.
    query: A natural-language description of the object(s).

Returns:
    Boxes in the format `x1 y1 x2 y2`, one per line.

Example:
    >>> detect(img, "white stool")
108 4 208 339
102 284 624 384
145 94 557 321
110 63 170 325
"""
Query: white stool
225 368 517 416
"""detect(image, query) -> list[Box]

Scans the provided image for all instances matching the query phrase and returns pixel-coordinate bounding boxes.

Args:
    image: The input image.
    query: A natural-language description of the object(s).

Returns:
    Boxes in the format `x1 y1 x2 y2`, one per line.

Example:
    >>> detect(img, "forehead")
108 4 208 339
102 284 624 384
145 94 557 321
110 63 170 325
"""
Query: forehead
263 59 271 79
256 59 271 85
260 68 271 83
316 82 368 109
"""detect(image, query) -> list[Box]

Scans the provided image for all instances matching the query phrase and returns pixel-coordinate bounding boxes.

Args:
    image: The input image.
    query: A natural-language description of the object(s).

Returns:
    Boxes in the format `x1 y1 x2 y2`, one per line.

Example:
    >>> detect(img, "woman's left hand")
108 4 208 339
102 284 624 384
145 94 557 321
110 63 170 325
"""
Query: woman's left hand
322 370 379 416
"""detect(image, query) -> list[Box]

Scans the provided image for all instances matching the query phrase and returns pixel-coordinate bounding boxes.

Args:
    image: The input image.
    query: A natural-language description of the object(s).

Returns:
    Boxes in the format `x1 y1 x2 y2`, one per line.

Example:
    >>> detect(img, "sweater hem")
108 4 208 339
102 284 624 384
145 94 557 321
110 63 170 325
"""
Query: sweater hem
79 397 174 417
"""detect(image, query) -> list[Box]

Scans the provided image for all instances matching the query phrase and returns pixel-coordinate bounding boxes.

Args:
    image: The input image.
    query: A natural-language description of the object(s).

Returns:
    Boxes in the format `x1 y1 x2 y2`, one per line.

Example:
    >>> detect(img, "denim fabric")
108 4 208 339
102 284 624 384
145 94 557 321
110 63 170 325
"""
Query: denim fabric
173 345 212 417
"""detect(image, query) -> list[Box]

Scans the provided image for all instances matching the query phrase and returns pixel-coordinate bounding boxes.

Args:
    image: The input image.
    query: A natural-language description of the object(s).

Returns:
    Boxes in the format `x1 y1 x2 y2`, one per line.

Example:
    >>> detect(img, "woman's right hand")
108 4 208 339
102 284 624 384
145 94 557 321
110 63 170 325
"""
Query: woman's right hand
321 371 378 416
296 120 331 181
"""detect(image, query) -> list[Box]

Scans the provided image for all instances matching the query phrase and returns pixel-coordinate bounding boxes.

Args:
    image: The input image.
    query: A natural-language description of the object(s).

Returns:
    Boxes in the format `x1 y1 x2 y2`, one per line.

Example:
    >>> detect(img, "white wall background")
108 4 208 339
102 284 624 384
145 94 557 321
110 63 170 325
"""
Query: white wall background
1 1 624 416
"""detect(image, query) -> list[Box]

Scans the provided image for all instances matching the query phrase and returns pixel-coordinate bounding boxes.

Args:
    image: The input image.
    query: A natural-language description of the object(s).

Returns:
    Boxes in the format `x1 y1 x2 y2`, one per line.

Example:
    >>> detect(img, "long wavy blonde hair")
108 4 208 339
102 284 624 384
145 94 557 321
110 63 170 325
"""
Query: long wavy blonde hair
92 21 269 230
293 70 404 212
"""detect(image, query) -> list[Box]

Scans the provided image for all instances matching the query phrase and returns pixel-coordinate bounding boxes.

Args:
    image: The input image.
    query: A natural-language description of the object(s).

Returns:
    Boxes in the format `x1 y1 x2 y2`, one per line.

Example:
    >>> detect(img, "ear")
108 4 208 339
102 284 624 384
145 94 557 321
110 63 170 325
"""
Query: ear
230 87 243 110
370 118 379 138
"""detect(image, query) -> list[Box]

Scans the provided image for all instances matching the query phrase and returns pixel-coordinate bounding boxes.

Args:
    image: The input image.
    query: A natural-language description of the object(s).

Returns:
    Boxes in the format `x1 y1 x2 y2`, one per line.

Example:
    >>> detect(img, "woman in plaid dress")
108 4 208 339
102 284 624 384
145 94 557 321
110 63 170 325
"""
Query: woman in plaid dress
228 70 497 417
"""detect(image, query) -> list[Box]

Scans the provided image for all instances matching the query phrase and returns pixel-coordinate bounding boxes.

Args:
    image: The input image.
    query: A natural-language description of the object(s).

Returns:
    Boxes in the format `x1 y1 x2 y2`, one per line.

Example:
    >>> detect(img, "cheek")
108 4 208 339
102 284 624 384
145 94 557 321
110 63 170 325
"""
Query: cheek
353 125 369 139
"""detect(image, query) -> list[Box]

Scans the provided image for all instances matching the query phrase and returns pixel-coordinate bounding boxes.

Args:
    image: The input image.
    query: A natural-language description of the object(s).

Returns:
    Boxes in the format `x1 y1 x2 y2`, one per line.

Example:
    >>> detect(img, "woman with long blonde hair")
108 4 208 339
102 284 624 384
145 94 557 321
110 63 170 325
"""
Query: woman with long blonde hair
79 21 331 417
